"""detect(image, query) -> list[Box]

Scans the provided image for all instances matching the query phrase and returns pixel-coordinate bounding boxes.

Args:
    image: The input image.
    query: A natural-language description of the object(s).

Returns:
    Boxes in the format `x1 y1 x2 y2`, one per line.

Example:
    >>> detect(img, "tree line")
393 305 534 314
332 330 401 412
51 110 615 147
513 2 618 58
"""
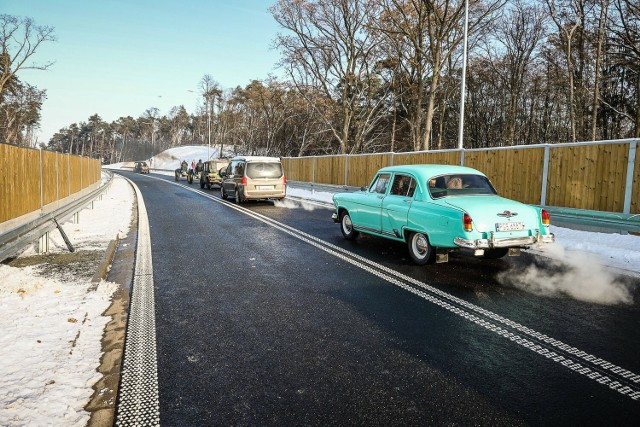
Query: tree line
1 0 639 163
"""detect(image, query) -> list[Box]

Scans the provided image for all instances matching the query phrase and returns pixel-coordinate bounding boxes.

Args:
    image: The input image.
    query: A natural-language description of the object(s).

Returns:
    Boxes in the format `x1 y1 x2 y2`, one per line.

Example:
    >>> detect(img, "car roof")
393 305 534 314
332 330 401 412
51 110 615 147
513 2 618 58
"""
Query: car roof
230 155 281 162
378 164 486 179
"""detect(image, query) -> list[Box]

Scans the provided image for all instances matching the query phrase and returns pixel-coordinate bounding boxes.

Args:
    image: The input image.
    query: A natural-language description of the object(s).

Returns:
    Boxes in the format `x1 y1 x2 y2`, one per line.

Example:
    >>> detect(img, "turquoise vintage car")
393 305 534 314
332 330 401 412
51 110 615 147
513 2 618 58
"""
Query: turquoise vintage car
332 164 554 264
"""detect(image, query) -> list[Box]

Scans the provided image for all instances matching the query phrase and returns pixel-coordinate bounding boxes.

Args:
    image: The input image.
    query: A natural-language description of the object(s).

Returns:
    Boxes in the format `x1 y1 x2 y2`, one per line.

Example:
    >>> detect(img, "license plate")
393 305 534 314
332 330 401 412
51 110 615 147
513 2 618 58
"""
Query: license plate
256 185 274 190
496 222 525 232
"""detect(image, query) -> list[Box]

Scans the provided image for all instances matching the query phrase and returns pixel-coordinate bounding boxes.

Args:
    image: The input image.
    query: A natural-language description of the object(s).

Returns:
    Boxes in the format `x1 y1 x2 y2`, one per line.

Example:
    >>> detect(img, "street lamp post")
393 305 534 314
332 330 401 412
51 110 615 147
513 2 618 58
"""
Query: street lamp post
207 94 211 160
458 0 469 151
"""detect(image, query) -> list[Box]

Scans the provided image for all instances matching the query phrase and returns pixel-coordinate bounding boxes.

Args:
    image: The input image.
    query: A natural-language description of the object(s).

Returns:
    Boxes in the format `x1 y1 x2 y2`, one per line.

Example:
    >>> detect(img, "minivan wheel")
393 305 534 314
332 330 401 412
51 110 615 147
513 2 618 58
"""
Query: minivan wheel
340 211 359 240
407 232 435 265
235 188 243 204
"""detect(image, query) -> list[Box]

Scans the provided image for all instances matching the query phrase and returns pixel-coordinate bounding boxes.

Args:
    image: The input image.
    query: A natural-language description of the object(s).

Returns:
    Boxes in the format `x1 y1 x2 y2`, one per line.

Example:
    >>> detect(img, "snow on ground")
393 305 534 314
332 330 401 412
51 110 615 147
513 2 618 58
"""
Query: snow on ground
111 144 233 172
1 145 639 425
0 174 134 426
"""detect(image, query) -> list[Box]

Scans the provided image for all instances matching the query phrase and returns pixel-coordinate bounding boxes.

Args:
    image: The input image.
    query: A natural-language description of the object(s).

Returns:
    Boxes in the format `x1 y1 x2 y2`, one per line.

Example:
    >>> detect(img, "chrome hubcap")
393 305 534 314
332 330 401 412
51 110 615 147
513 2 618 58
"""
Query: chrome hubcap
414 234 428 257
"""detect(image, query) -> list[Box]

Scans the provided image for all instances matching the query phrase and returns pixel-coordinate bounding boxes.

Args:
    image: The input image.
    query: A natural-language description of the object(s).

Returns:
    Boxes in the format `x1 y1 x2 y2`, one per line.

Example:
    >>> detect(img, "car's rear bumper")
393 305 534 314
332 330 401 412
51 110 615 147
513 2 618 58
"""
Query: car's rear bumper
244 189 286 200
454 230 554 249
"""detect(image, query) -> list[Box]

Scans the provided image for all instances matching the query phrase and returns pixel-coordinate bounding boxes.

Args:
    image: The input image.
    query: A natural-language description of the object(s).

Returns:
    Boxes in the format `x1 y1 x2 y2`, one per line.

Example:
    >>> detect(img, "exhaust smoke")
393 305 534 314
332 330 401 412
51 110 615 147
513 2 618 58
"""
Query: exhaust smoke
497 243 633 305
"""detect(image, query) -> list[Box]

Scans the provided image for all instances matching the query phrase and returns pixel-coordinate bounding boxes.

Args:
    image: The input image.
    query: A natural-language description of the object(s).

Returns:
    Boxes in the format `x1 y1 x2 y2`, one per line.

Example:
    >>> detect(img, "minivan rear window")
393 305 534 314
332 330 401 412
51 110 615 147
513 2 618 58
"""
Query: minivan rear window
246 162 283 179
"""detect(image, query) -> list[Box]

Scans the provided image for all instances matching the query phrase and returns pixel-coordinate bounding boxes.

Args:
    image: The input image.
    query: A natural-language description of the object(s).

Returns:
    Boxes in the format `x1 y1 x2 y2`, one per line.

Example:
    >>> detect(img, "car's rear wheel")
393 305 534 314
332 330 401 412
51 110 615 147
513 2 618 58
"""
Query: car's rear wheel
174 171 179 181
482 248 509 259
221 186 228 199
407 232 435 265
340 211 359 240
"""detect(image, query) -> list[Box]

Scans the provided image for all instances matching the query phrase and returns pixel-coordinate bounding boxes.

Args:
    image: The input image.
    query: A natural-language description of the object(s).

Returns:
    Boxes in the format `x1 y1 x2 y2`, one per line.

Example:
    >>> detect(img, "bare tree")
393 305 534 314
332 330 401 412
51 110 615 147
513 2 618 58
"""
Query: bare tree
482 0 546 145
0 15 55 99
588 0 610 140
375 0 502 151
546 0 585 142
199 74 222 155
610 0 640 137
271 0 387 154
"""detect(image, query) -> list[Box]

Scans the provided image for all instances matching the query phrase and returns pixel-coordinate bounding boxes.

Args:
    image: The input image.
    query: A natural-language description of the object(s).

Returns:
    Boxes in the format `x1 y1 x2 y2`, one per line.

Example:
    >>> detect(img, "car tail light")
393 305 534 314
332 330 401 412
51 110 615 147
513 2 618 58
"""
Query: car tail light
463 213 473 232
541 209 550 226
282 175 287 184
241 176 247 185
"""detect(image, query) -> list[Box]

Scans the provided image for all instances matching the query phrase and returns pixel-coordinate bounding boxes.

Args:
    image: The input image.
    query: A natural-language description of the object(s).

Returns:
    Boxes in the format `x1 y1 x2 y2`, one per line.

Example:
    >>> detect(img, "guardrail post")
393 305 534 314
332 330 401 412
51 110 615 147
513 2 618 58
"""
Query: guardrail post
38 231 49 254
623 140 637 214
540 144 551 206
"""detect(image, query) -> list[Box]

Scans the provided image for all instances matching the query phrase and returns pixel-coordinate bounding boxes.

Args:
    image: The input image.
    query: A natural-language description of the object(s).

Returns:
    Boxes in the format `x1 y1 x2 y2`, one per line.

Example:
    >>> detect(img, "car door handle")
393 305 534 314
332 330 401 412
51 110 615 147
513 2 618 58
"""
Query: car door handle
404 199 412 203
377 195 384 199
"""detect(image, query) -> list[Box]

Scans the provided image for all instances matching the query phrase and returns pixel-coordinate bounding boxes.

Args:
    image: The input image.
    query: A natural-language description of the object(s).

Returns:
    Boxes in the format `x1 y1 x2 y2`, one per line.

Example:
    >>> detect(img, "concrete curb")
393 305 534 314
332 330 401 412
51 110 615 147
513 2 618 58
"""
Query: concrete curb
91 235 120 284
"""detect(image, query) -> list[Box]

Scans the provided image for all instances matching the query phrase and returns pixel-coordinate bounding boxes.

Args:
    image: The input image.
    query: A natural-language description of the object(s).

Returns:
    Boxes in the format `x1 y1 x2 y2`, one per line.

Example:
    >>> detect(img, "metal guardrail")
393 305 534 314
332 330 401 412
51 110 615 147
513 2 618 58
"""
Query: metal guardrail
541 206 640 234
0 171 115 262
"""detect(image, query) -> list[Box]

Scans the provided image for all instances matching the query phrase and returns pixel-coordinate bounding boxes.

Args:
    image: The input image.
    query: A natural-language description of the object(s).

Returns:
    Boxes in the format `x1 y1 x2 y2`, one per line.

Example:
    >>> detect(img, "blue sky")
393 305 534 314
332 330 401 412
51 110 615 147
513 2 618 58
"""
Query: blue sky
2 0 283 143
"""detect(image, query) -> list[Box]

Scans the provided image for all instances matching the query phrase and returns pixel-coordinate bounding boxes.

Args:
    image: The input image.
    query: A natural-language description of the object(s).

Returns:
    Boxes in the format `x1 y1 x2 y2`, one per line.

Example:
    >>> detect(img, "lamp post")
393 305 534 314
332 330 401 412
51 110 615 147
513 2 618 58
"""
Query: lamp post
457 0 469 151
206 93 212 160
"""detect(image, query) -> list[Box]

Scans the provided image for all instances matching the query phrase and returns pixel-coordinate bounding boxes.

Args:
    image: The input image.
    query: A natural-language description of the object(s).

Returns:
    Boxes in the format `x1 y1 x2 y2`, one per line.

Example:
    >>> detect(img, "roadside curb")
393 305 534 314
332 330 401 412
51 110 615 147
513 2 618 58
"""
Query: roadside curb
91 235 120 284
86 179 138 427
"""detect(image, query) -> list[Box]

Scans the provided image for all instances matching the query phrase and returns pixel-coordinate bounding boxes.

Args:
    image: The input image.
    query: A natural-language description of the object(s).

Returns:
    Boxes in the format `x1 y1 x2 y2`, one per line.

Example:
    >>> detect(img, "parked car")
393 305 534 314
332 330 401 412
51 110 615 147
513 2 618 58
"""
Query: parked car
332 164 554 264
200 159 230 189
134 161 149 174
220 156 286 203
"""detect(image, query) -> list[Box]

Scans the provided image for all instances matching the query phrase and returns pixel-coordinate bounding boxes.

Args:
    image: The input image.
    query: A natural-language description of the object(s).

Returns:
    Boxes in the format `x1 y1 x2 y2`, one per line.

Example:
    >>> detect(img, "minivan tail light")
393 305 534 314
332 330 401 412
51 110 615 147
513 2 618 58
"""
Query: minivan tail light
541 209 550 226
282 175 287 184
463 213 473 232
241 176 247 185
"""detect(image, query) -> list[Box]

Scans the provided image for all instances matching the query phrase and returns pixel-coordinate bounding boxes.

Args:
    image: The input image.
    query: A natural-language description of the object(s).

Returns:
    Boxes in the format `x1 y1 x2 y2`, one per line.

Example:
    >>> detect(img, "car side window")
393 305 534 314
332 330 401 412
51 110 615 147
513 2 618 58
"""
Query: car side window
390 174 416 197
369 173 391 194
232 161 245 176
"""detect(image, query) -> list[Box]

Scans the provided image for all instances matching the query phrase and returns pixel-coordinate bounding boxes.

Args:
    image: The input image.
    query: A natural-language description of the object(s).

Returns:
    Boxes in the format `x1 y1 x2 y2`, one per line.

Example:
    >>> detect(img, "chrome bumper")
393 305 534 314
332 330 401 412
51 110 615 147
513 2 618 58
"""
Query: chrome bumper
454 230 555 250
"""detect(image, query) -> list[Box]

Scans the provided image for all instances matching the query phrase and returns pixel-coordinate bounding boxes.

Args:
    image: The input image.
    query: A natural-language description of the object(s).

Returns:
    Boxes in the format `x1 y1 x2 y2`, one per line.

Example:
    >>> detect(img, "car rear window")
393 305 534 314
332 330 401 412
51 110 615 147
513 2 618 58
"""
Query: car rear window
428 174 497 199
246 162 283 179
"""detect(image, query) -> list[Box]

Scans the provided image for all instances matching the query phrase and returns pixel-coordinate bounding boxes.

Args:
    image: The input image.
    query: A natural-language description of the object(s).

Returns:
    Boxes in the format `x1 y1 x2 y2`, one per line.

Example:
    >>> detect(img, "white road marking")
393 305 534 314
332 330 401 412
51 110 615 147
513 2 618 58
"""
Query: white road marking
165 176 640 401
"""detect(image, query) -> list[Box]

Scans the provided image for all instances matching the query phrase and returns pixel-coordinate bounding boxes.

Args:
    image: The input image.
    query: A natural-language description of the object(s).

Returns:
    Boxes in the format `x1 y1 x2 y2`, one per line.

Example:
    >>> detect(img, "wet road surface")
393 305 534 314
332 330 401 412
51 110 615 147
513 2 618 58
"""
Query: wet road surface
121 172 640 426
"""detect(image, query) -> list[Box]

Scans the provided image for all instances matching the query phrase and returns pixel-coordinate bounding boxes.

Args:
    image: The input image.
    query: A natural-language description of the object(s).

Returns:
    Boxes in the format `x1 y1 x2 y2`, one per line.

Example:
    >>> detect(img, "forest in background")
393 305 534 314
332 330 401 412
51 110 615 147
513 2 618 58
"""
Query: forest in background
1 0 639 163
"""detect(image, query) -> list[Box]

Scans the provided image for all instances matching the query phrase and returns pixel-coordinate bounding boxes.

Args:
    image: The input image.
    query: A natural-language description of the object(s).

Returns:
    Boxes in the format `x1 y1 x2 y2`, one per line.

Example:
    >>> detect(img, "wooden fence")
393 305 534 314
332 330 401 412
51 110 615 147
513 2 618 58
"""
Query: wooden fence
282 139 640 214
0 143 102 225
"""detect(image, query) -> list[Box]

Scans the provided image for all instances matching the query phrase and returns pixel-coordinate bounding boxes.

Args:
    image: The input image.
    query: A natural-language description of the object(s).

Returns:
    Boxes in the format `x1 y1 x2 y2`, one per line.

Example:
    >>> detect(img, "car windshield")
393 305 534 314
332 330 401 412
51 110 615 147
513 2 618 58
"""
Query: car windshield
246 162 283 179
428 174 497 199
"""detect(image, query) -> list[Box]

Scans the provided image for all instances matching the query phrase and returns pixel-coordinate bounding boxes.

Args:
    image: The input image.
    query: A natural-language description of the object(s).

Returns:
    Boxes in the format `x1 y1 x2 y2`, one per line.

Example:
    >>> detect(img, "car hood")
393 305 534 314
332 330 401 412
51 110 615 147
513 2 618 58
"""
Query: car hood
444 196 540 232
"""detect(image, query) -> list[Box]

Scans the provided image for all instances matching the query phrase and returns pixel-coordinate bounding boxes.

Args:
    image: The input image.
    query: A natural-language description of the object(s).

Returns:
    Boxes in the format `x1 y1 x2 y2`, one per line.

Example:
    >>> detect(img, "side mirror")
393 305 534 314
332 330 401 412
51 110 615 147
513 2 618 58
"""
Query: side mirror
219 168 227 177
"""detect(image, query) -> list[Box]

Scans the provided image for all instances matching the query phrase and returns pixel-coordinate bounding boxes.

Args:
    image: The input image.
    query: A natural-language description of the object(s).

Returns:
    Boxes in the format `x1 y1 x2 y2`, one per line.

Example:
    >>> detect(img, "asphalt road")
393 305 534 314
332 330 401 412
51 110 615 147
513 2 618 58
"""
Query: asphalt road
120 171 640 426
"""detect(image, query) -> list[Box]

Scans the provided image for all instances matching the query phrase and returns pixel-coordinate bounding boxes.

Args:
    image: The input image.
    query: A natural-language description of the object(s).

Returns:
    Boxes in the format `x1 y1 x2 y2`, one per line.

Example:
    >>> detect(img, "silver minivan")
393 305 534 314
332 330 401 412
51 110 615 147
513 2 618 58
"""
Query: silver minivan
220 156 286 203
